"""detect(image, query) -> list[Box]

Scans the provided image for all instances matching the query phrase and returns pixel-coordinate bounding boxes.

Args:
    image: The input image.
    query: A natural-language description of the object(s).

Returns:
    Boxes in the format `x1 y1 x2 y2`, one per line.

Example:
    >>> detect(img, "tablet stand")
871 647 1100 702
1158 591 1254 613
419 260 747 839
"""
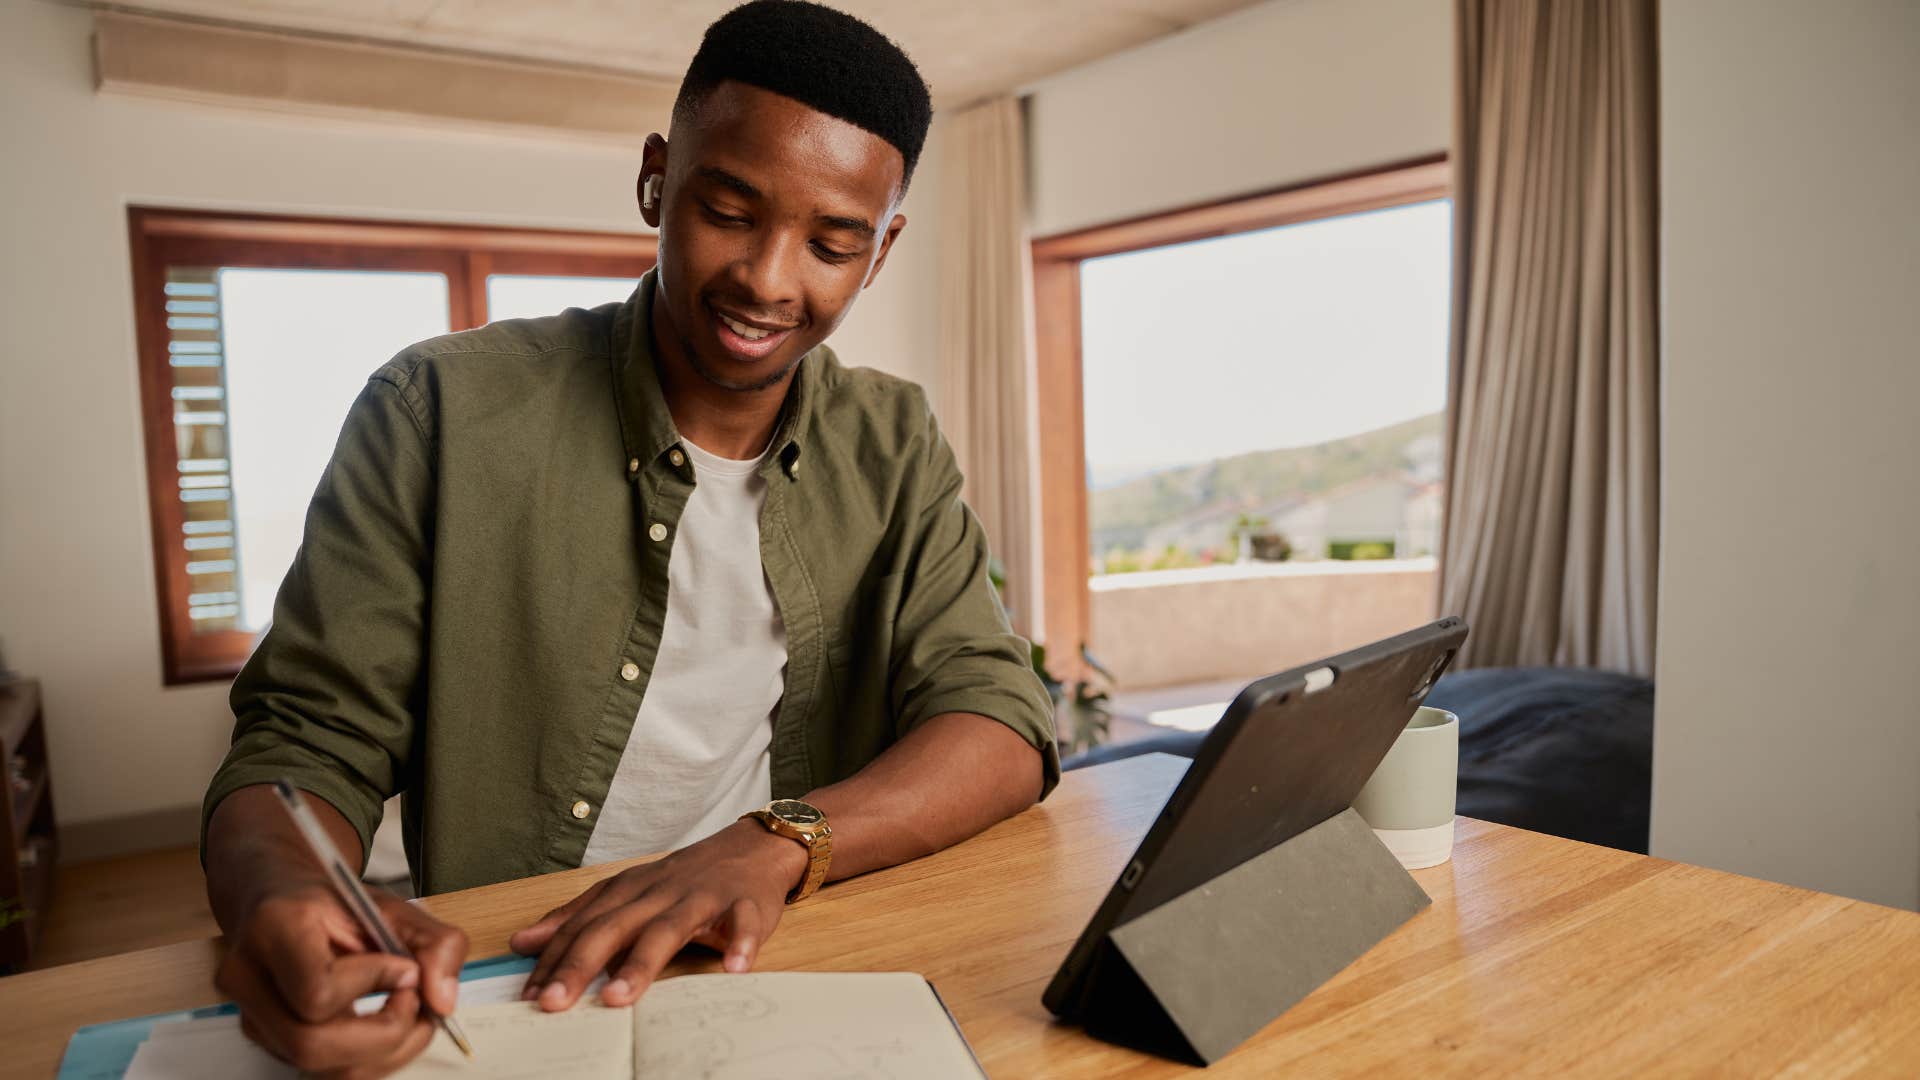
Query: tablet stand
1079 807 1432 1065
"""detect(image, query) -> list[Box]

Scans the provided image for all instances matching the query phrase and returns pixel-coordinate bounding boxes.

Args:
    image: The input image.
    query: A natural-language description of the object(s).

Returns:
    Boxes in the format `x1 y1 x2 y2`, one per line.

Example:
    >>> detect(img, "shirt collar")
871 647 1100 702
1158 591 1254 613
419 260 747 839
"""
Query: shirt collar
611 268 814 482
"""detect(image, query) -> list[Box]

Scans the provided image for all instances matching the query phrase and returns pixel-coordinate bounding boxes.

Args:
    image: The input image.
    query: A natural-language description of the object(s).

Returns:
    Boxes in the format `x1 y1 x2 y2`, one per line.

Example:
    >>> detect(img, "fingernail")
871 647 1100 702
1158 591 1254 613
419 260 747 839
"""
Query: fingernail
603 978 630 1002
395 966 420 989
540 983 568 1009
440 976 458 1004
725 953 747 973
520 982 540 1001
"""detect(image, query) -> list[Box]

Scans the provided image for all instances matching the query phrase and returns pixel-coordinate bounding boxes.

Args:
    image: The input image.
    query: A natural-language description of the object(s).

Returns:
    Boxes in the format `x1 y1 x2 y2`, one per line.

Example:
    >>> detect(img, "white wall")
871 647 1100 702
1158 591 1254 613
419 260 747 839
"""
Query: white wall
0 0 940 834
1024 0 1452 236
1653 1 1920 910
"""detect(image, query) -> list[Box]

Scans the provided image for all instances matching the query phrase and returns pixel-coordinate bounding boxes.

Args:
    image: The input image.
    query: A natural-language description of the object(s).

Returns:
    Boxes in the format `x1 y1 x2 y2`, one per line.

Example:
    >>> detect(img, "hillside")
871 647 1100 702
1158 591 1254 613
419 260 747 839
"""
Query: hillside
1089 411 1444 557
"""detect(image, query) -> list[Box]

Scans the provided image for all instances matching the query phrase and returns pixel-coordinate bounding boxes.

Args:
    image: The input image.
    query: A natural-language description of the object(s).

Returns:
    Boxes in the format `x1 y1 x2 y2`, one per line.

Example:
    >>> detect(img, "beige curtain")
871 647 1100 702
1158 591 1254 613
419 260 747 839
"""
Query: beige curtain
1440 0 1660 674
937 97 1045 636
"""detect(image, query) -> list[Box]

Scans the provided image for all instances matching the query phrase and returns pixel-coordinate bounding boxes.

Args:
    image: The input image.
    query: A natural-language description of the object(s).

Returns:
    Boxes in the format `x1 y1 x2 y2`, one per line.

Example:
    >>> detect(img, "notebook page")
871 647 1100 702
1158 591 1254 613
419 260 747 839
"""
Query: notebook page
117 976 618 1080
124 1016 289 1080
631 972 985 1079
391 1000 632 1080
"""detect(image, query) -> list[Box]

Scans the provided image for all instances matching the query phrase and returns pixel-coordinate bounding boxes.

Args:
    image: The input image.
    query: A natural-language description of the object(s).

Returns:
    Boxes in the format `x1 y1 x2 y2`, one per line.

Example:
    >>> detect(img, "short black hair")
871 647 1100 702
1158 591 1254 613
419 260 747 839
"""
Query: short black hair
673 0 933 189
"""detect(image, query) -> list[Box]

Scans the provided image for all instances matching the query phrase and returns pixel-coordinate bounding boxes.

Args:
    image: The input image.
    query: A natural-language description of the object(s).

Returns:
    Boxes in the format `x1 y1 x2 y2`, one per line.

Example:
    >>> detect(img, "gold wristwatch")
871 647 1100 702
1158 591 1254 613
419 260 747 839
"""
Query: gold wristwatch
740 799 832 903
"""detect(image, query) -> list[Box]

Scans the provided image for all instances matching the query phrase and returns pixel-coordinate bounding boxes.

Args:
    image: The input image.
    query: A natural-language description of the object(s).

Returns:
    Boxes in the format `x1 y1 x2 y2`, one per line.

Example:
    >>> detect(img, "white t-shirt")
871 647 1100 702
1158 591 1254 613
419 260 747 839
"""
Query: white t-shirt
581 437 784 865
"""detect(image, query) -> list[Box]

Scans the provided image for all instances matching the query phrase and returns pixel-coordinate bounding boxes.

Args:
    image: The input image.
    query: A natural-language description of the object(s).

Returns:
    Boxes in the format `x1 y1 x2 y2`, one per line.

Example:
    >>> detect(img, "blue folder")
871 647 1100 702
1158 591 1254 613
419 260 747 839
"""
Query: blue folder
56 953 536 1079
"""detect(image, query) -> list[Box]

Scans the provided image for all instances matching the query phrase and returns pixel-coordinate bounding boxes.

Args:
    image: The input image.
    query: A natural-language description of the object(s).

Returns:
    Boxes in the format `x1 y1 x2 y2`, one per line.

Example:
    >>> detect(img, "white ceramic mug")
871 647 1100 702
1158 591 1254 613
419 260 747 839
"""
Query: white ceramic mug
1351 705 1459 869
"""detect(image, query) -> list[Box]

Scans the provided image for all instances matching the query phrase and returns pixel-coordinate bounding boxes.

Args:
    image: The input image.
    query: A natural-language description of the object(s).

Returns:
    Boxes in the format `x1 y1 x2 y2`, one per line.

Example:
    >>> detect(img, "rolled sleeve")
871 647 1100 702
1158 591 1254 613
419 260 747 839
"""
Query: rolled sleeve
200 370 436 863
888 399 1060 799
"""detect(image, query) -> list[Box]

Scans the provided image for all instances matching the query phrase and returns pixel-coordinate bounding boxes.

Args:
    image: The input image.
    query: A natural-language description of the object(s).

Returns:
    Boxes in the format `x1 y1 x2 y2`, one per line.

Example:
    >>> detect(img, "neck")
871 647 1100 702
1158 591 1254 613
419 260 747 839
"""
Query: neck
650 292 796 460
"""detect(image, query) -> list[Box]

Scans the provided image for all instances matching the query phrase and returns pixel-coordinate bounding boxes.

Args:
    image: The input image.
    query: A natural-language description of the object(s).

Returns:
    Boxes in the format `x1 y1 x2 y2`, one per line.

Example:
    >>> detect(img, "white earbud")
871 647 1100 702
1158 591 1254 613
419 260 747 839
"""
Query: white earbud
643 174 664 211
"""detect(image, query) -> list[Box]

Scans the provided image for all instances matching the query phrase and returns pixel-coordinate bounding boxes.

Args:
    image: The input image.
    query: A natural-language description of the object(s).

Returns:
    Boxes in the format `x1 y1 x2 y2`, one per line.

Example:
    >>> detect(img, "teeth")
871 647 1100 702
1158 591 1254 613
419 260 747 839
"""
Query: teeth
720 314 771 341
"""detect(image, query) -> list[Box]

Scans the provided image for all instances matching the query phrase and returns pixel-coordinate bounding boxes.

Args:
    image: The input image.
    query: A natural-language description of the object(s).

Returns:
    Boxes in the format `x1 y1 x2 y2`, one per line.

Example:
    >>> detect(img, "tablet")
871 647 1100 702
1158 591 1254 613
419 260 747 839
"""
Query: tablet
1042 616 1468 1019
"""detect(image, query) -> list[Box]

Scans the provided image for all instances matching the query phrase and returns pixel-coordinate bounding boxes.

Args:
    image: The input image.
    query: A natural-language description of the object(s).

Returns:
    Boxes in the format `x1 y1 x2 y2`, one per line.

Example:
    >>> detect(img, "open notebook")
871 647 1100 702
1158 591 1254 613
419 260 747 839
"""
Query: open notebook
120 971 984 1080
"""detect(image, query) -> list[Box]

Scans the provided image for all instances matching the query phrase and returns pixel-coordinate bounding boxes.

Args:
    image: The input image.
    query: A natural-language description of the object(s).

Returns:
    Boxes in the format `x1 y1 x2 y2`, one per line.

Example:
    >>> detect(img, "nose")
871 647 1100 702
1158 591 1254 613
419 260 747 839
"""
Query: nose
724 226 803 317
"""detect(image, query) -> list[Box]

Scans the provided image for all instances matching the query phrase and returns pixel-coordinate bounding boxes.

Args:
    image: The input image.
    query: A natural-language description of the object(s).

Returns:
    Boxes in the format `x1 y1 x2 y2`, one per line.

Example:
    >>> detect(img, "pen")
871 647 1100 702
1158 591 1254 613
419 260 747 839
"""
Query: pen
271 780 475 1059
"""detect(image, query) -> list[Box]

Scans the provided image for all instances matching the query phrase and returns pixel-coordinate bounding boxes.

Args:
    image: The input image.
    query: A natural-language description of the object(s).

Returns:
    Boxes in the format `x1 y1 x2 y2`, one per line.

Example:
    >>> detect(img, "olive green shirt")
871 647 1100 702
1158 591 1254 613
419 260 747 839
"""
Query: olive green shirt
202 271 1059 896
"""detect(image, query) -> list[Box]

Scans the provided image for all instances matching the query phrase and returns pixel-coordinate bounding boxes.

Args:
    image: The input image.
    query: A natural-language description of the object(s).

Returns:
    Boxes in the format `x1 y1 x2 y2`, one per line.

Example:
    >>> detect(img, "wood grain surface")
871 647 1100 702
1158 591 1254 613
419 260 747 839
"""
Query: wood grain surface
4 753 1918 1077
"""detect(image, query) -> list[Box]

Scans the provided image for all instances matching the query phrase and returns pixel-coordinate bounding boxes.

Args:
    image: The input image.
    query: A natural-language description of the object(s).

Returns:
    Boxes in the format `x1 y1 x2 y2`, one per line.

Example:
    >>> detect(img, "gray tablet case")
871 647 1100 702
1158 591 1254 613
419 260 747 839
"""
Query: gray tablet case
1043 617 1468 1065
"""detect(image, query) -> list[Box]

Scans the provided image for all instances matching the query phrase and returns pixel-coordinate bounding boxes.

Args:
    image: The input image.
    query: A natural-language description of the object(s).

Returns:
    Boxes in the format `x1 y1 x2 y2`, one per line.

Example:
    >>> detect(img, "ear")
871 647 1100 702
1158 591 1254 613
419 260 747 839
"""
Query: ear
862 213 909 290
637 133 669 230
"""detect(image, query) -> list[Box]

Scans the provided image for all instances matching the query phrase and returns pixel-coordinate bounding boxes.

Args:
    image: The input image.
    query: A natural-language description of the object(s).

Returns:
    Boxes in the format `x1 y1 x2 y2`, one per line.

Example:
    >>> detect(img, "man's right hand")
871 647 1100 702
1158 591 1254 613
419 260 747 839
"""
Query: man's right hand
215 882 466 1079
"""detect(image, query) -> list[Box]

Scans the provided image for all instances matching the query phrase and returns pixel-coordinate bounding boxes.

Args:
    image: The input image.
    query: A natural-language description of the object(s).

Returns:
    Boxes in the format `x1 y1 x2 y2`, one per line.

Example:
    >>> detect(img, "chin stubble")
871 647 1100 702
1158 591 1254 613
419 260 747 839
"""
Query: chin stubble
677 327 803 393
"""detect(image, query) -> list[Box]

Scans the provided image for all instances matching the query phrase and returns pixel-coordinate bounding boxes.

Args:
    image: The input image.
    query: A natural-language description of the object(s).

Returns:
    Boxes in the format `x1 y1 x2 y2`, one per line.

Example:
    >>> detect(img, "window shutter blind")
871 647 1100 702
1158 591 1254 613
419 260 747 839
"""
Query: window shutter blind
162 268 245 633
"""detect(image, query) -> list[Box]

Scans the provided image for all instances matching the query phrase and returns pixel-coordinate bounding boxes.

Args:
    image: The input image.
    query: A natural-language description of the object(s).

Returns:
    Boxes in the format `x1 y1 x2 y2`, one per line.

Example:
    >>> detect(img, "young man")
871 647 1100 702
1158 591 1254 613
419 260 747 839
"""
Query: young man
199 2 1058 1073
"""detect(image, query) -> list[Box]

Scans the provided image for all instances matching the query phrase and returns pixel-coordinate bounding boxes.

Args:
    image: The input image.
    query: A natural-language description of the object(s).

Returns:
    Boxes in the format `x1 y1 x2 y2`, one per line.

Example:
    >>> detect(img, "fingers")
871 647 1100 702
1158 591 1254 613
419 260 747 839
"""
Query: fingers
248 894 378 1022
380 893 468 1017
522 878 659 1002
243 893 418 1027
509 878 608 956
325 1010 437 1080
601 896 724 1007
218 947 432 1074
537 890 703 1011
719 898 765 973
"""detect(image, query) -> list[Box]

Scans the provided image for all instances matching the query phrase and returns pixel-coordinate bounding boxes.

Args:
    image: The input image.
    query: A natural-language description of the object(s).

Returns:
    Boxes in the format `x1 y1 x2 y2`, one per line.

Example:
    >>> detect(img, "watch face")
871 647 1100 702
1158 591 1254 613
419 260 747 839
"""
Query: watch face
768 799 823 826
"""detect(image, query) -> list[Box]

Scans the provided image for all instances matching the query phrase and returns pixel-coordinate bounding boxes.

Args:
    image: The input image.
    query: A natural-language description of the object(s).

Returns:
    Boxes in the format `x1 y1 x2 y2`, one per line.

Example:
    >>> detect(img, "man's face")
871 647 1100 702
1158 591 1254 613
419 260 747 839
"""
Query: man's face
640 81 908 392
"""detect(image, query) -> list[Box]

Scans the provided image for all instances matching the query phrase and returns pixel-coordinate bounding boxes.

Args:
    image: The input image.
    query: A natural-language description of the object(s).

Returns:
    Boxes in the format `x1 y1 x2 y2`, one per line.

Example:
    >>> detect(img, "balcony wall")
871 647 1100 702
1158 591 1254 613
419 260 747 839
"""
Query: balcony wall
1088 558 1440 689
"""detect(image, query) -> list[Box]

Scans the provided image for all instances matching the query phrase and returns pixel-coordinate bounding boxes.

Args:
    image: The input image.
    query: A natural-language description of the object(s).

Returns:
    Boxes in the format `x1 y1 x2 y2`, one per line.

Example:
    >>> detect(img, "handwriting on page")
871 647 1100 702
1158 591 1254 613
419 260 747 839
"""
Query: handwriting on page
391 1001 632 1080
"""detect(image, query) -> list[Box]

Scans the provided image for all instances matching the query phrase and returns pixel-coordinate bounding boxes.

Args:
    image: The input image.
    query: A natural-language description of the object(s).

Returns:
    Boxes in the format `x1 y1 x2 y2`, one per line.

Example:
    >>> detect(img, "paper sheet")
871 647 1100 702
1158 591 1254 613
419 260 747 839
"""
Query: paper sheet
122 970 577 1079
122 1016 289 1080
632 972 984 1080
391 1001 632 1080
120 970 978 1080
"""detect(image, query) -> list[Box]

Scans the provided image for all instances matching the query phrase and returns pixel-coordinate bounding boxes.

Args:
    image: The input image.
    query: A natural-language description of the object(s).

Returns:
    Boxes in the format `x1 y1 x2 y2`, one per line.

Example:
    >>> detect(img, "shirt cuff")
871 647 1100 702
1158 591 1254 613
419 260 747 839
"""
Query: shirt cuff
200 742 386 869
903 689 1062 801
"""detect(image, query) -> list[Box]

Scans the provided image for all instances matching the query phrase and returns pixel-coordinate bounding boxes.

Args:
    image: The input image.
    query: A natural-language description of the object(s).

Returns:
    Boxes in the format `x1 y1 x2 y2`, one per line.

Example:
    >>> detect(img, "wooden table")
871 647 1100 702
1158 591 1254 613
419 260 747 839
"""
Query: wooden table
4 753 1920 1077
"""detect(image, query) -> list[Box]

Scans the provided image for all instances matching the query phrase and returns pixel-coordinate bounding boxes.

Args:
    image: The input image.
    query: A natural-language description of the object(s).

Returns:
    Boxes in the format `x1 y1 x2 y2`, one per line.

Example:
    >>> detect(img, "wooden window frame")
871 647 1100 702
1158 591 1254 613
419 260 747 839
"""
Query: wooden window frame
1030 156 1450 679
128 207 657 685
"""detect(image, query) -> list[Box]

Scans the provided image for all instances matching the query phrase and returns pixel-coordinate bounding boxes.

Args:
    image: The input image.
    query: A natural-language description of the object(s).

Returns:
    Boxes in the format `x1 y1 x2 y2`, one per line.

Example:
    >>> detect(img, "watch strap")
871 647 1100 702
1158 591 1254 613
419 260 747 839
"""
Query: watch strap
742 806 833 903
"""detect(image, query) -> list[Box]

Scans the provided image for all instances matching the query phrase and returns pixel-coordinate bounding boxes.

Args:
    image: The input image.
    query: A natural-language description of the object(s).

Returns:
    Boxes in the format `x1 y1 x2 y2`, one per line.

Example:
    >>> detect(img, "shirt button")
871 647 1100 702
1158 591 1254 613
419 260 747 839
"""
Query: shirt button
571 800 591 820
627 457 640 474
648 522 668 542
669 448 686 467
787 457 802 477
620 661 639 681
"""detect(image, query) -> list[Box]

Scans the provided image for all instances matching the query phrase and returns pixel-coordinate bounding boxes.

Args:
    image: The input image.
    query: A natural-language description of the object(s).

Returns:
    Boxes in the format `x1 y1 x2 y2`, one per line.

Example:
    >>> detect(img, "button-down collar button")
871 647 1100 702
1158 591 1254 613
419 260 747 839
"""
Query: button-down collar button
669 448 686 467
620 661 640 681
648 522 668 542
571 800 591 820
627 457 640 475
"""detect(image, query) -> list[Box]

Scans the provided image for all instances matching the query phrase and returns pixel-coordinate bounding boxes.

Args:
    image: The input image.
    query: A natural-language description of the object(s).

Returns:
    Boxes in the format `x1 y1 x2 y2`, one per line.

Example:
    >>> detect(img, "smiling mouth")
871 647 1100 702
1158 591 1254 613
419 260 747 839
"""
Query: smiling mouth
717 312 782 340
707 303 799 358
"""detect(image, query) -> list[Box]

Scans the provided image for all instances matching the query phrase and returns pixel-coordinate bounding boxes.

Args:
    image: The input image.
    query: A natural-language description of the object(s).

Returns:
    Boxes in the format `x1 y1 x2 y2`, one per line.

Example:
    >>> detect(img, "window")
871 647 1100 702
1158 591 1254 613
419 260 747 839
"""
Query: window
1031 159 1449 682
1080 198 1450 574
130 208 655 684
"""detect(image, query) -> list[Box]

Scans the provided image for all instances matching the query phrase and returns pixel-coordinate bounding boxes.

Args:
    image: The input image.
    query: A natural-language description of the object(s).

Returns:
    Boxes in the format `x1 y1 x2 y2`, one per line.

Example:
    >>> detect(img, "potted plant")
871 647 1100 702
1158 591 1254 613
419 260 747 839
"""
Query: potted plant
1249 530 1292 562
987 557 1117 756
1032 641 1117 758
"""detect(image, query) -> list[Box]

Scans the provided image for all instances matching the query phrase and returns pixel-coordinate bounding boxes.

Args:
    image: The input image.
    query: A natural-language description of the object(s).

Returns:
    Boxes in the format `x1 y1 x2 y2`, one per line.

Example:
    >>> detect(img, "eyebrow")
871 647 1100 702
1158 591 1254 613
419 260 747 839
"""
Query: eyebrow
693 165 876 236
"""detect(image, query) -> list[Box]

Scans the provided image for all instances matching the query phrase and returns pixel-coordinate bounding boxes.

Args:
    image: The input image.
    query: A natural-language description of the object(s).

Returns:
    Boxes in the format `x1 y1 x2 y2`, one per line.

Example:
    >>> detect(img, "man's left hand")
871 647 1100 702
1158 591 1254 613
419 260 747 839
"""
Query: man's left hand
509 819 807 1010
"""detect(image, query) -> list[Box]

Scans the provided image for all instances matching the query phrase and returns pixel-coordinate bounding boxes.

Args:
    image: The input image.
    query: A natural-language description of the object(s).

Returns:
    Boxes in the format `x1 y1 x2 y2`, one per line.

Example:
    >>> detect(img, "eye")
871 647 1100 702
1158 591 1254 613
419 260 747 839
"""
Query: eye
810 241 858 264
700 201 749 227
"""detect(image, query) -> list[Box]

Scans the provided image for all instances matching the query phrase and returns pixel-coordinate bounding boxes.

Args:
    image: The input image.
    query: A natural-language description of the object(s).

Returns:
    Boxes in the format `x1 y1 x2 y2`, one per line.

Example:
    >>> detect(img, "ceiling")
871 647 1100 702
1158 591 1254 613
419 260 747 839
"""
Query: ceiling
73 0 1265 108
